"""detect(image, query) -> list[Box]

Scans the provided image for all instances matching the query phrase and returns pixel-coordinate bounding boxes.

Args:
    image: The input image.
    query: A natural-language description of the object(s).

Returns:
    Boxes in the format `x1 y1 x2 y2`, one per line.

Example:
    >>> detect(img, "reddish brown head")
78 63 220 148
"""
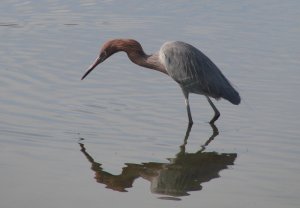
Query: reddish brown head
81 39 145 80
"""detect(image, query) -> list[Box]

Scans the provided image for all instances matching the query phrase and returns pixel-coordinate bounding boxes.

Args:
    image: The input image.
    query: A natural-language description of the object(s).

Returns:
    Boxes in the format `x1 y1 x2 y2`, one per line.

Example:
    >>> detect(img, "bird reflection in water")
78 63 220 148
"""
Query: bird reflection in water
79 123 237 199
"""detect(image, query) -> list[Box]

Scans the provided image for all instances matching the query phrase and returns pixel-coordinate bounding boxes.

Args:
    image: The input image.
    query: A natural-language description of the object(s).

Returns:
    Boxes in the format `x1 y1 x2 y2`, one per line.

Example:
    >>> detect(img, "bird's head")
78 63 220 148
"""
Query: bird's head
81 39 141 80
81 40 119 80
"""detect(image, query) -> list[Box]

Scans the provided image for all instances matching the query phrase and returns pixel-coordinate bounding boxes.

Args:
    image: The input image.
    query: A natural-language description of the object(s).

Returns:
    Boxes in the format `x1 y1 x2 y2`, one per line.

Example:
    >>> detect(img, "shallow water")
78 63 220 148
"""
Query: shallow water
1 0 300 207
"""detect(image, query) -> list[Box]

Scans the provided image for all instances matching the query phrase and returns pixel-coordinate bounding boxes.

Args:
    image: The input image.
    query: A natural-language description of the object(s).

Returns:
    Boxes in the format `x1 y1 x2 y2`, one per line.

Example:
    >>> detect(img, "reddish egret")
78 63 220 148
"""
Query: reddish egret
81 39 240 124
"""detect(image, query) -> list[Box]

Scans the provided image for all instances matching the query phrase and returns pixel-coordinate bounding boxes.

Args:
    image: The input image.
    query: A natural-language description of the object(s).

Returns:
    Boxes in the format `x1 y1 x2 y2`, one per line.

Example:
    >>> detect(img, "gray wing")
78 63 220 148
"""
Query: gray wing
159 41 240 104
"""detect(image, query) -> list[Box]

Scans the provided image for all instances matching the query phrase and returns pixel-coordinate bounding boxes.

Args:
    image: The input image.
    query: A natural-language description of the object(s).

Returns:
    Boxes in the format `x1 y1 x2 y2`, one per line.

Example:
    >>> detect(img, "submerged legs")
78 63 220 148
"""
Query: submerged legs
182 90 220 124
206 96 220 124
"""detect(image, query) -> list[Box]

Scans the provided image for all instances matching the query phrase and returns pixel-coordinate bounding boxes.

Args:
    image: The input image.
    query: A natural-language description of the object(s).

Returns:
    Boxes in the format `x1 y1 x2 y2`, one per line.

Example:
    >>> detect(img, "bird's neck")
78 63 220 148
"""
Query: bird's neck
125 50 167 75
144 53 168 74
112 39 167 74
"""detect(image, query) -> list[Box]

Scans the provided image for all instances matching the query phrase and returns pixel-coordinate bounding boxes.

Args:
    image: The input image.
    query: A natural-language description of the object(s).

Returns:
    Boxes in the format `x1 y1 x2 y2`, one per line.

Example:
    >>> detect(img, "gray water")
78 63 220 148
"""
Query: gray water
1 0 299 207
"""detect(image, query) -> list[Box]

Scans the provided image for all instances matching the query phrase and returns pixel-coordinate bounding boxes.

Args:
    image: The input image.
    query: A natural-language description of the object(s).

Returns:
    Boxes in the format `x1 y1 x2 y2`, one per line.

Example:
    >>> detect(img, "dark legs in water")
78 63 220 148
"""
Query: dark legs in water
182 90 193 125
206 96 220 124
182 89 220 124
180 121 219 153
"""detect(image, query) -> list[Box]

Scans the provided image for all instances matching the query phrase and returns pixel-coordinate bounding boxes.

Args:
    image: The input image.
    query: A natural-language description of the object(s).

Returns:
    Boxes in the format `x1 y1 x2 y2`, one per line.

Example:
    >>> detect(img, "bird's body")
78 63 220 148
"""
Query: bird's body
82 39 240 124
159 41 240 104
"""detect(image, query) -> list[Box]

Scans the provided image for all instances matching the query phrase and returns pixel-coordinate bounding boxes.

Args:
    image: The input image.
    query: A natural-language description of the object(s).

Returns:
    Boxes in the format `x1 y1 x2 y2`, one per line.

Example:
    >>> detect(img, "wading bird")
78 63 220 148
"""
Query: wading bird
81 39 240 124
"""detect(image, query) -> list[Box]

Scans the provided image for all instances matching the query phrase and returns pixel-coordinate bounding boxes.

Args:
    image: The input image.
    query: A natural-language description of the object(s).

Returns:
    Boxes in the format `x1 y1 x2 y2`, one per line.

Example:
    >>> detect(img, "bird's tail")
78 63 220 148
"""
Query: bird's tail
222 85 241 105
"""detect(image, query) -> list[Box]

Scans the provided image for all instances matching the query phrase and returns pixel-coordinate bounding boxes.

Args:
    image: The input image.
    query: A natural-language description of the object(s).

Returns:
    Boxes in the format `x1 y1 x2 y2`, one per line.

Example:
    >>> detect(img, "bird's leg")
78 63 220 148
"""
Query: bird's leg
182 90 193 125
186 99 193 124
179 123 193 155
199 122 219 153
206 96 220 124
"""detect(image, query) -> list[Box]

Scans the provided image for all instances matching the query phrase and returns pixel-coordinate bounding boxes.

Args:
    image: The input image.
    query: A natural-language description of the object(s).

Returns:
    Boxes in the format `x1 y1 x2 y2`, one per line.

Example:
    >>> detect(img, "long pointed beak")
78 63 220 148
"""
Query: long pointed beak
81 57 103 80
